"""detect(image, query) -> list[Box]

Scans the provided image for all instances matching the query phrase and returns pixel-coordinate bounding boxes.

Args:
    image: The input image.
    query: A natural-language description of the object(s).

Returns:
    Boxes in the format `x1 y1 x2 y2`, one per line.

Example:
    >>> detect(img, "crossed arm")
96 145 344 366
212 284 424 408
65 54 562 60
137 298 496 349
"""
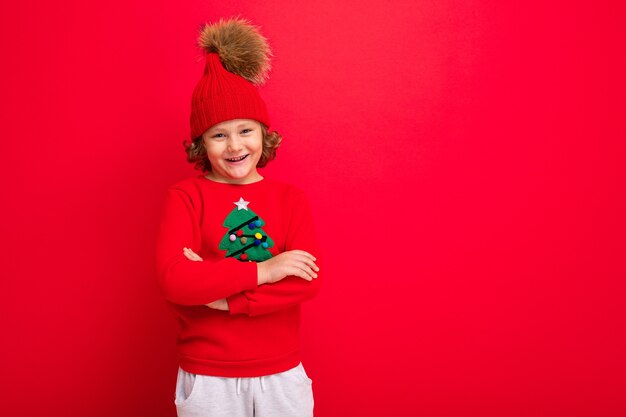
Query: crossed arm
182 246 320 313
157 187 322 315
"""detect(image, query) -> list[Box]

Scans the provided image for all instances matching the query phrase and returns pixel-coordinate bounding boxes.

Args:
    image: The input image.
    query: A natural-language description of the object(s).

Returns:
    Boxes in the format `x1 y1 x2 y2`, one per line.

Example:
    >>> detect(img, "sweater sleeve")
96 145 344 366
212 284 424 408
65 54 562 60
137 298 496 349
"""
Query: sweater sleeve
226 189 323 316
155 187 258 306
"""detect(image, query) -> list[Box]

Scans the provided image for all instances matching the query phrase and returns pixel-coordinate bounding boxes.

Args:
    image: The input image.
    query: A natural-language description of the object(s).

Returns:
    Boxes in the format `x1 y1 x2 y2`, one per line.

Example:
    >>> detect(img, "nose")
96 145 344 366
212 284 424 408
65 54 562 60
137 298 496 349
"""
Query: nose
227 135 243 152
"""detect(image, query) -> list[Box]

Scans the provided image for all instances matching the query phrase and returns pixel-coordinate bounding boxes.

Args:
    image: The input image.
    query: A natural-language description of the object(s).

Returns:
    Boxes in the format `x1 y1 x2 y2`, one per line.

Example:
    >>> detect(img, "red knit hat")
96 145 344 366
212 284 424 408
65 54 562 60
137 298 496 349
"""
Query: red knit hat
190 17 273 140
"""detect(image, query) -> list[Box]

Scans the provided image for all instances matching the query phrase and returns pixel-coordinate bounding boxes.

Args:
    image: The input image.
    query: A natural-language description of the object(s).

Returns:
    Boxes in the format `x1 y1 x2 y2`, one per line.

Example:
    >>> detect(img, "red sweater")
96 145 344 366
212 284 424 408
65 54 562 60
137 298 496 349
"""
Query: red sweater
155 175 322 377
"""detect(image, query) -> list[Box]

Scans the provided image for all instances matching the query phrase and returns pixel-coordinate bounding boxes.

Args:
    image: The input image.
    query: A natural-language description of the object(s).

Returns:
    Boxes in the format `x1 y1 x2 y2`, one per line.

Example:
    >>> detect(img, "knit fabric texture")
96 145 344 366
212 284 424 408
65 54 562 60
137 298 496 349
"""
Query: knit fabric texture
190 53 270 140
155 175 322 377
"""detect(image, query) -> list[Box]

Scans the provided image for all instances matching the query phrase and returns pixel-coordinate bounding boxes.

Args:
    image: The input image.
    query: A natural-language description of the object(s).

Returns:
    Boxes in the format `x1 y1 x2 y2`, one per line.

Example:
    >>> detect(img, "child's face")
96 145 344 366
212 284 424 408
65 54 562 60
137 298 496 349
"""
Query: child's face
202 119 264 184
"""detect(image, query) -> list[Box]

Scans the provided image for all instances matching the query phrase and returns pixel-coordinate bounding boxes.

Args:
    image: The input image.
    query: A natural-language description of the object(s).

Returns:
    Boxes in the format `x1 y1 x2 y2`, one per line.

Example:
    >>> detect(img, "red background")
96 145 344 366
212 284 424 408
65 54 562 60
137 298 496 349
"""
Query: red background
1 1 625 416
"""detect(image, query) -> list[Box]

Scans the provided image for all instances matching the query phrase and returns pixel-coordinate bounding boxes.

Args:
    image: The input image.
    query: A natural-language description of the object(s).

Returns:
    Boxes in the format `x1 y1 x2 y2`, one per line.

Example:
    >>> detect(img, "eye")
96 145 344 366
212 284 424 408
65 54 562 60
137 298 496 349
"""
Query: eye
212 133 226 139
241 129 253 134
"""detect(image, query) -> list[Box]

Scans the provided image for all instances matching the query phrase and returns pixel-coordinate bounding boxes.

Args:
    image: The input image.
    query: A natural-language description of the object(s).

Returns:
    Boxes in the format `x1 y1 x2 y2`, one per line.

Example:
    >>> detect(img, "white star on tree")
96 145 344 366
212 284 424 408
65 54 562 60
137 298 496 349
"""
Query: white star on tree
234 197 250 211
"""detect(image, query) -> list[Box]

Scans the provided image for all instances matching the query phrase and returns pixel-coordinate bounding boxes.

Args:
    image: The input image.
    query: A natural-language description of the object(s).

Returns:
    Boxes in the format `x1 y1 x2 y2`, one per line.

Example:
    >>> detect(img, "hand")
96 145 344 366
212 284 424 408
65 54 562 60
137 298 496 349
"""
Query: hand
183 247 229 311
205 298 229 311
183 247 203 261
258 250 319 285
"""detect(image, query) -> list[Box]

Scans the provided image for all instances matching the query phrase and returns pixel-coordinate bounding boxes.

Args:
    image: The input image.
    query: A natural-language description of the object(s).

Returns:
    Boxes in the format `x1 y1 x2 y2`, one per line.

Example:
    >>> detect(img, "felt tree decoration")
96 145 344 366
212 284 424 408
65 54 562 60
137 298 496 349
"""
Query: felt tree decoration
219 197 274 262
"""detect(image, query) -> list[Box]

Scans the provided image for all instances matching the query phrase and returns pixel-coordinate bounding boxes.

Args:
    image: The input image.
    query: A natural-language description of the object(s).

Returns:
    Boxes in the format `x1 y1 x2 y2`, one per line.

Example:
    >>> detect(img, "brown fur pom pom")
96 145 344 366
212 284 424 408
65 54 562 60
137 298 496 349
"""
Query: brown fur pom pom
197 16 273 85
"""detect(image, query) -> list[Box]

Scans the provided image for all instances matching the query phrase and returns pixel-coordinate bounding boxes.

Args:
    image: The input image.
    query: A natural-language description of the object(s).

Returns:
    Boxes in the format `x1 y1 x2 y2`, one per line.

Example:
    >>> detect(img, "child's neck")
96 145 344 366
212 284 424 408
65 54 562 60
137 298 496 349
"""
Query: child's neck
204 172 264 184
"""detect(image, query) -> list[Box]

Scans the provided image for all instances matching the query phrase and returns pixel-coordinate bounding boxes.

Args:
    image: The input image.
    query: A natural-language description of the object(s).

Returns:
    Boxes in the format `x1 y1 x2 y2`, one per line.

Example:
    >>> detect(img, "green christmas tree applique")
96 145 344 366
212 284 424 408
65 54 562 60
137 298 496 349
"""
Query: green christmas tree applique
218 197 274 262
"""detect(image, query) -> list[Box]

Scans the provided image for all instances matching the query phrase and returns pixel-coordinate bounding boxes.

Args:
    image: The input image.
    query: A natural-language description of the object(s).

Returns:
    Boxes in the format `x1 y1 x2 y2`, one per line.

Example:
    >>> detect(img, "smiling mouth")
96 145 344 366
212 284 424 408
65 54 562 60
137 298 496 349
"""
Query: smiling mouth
226 154 249 162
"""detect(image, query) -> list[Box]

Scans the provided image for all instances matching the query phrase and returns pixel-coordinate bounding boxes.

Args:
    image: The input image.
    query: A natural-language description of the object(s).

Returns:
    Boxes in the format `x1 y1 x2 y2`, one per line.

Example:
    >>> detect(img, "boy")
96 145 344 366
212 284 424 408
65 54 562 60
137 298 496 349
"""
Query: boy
155 16 322 417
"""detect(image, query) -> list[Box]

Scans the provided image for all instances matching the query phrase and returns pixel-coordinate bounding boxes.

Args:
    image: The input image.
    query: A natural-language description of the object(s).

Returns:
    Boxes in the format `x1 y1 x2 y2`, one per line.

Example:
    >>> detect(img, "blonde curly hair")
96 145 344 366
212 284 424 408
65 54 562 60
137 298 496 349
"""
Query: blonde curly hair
183 123 282 173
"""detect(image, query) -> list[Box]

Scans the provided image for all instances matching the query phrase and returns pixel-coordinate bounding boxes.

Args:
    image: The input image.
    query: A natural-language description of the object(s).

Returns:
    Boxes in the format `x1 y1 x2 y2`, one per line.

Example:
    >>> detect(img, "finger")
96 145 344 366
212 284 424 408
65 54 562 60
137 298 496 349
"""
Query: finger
288 253 319 272
185 248 203 261
288 250 317 261
287 252 317 264
292 264 316 281
295 269 313 281
302 258 320 272
183 250 203 262
283 265 310 281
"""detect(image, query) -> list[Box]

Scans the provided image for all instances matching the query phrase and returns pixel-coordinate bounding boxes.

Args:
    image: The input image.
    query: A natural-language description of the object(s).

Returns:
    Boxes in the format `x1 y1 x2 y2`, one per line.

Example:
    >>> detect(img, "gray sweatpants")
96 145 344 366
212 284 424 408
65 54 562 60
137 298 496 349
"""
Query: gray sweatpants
174 362 314 417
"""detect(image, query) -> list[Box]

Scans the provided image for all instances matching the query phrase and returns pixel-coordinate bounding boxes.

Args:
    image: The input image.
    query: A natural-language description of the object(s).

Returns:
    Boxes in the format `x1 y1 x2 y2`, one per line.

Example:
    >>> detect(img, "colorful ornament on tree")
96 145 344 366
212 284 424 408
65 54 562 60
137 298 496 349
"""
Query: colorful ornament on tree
218 197 274 262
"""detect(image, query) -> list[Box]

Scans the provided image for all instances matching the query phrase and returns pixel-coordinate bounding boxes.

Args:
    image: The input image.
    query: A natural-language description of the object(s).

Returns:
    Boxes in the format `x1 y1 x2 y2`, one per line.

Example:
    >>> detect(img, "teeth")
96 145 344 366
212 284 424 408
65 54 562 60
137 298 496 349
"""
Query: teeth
227 155 247 161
